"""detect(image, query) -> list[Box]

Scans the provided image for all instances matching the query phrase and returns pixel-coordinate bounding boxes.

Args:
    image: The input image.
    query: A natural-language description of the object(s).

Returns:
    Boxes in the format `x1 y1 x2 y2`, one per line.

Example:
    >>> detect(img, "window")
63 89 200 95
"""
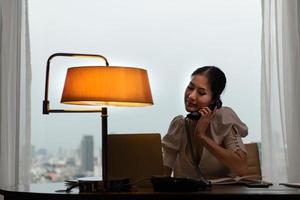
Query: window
29 0 261 183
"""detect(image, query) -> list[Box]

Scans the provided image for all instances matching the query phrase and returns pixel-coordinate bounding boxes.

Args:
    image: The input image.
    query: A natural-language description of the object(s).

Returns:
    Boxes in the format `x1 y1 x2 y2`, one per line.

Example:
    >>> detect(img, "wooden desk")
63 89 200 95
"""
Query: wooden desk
1 182 300 200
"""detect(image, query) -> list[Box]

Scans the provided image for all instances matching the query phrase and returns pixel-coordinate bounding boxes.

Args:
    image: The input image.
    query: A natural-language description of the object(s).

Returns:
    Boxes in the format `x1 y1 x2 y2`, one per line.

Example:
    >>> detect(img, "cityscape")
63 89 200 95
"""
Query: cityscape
30 135 101 183
31 135 261 183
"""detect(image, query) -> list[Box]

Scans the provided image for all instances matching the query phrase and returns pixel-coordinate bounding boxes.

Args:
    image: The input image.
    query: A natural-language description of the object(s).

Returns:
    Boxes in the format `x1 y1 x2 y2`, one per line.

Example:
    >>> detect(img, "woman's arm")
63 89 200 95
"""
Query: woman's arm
197 134 248 176
195 108 248 176
163 166 173 176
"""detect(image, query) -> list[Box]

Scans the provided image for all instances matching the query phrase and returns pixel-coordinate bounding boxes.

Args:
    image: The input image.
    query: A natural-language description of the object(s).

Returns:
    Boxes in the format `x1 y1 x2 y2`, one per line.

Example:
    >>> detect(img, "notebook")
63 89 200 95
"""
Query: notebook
107 133 164 187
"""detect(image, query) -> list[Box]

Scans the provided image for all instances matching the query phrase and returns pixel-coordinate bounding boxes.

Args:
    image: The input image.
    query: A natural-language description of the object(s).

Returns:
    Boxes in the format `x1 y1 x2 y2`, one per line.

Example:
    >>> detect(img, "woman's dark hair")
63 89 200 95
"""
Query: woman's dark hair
191 66 226 108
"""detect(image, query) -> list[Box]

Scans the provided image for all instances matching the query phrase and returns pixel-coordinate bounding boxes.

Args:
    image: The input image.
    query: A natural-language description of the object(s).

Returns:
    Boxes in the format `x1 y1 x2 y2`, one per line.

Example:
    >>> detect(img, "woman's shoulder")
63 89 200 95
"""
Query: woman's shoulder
213 106 248 137
215 106 242 120
162 115 185 149
166 115 185 132
170 115 185 124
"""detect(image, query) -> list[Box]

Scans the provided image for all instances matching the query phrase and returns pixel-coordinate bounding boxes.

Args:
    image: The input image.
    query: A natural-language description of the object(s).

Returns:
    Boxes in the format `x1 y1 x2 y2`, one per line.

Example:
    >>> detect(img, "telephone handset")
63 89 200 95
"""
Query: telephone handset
186 103 220 120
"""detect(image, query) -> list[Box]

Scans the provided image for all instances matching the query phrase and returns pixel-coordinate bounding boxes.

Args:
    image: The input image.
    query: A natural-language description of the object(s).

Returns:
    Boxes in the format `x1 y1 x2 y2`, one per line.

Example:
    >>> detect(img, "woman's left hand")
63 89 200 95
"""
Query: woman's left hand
195 107 216 139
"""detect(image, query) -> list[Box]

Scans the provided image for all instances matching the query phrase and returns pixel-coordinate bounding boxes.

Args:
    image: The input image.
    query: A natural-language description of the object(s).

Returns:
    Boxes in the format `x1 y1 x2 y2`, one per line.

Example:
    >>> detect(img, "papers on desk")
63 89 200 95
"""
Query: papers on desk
210 175 272 187
210 175 260 184
279 183 300 188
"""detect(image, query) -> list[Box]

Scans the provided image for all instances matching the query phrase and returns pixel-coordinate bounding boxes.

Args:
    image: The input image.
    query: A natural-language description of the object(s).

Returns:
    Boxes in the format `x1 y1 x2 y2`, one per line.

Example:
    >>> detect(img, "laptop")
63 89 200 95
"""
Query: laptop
107 133 164 187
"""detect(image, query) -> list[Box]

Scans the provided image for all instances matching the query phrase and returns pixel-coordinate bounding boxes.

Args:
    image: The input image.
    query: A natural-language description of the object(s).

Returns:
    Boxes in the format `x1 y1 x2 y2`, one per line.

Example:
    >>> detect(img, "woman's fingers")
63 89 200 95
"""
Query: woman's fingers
195 107 218 139
199 106 214 117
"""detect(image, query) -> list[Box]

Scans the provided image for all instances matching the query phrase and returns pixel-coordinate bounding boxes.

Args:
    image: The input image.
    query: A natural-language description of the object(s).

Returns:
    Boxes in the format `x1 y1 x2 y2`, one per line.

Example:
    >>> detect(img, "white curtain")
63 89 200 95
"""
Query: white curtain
261 0 300 183
0 0 31 191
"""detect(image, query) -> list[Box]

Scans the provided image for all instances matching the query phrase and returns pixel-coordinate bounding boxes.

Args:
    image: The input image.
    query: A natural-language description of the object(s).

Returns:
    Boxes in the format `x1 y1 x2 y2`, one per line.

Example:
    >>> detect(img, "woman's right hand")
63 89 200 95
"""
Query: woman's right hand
195 107 216 139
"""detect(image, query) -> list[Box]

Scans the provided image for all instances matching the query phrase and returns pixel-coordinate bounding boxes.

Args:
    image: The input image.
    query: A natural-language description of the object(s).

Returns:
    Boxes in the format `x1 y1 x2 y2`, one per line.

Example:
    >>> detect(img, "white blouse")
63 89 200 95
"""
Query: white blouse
162 107 248 179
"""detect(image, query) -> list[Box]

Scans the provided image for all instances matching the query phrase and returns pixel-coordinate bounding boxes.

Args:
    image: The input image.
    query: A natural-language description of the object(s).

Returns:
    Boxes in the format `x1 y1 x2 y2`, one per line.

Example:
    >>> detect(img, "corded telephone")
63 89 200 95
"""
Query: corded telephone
186 102 220 120
150 176 210 192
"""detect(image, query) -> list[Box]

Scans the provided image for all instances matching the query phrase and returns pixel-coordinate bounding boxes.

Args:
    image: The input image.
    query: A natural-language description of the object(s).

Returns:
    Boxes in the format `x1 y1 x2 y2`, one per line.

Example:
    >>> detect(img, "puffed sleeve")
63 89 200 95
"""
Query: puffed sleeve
222 127 247 153
162 115 184 169
210 107 248 153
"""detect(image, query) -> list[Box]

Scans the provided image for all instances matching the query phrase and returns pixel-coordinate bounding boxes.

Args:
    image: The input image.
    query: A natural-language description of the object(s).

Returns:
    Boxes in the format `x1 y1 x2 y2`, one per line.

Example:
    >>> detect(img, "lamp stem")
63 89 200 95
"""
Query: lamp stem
101 107 108 190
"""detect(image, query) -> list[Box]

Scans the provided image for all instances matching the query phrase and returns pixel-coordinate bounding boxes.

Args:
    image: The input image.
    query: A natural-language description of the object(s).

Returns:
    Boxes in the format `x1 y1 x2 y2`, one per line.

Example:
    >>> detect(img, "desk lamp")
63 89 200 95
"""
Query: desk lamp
42 53 153 191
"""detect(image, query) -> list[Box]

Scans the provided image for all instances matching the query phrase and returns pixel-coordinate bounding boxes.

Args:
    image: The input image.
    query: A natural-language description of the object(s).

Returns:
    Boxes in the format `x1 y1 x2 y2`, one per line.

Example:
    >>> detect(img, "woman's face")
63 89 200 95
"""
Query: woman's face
184 74 213 112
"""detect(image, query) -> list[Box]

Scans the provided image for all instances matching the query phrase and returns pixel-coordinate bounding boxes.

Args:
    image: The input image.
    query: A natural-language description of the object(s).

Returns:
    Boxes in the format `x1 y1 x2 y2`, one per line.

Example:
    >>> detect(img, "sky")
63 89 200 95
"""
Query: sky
28 0 261 153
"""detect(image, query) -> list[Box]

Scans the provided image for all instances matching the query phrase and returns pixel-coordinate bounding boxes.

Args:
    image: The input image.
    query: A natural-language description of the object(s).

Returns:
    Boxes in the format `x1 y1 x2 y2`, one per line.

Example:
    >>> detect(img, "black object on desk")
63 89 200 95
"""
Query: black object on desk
243 181 273 188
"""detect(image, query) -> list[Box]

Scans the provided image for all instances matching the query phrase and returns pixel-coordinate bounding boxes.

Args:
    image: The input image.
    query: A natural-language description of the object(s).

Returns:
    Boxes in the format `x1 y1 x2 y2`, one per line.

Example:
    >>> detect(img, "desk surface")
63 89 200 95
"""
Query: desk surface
1 182 300 200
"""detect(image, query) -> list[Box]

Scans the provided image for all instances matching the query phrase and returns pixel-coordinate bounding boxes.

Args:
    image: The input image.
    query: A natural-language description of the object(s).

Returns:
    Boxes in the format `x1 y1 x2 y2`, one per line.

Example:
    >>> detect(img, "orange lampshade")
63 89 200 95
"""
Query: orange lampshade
61 66 153 107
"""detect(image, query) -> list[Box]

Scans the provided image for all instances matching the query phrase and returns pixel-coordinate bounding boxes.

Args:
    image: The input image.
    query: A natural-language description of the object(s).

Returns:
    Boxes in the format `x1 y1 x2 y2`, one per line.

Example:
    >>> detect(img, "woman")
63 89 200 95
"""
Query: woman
162 66 248 179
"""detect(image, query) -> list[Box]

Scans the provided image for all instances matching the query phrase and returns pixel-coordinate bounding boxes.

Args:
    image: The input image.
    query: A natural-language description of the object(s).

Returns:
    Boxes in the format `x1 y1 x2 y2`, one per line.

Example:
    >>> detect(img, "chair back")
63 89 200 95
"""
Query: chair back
245 143 261 179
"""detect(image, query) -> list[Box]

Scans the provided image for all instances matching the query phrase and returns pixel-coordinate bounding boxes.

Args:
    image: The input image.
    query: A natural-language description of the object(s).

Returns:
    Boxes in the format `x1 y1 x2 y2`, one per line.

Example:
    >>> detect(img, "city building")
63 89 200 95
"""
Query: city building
80 135 94 173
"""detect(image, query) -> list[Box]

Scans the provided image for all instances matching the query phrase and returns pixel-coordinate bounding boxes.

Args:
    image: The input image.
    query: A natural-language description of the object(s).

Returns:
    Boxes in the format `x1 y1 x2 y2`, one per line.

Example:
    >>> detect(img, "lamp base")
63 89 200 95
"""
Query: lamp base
73 178 132 193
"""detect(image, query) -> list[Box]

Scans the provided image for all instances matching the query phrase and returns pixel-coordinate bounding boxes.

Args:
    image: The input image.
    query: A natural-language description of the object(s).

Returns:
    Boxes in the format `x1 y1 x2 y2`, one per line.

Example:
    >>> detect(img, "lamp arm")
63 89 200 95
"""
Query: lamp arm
43 53 109 114
45 109 102 113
